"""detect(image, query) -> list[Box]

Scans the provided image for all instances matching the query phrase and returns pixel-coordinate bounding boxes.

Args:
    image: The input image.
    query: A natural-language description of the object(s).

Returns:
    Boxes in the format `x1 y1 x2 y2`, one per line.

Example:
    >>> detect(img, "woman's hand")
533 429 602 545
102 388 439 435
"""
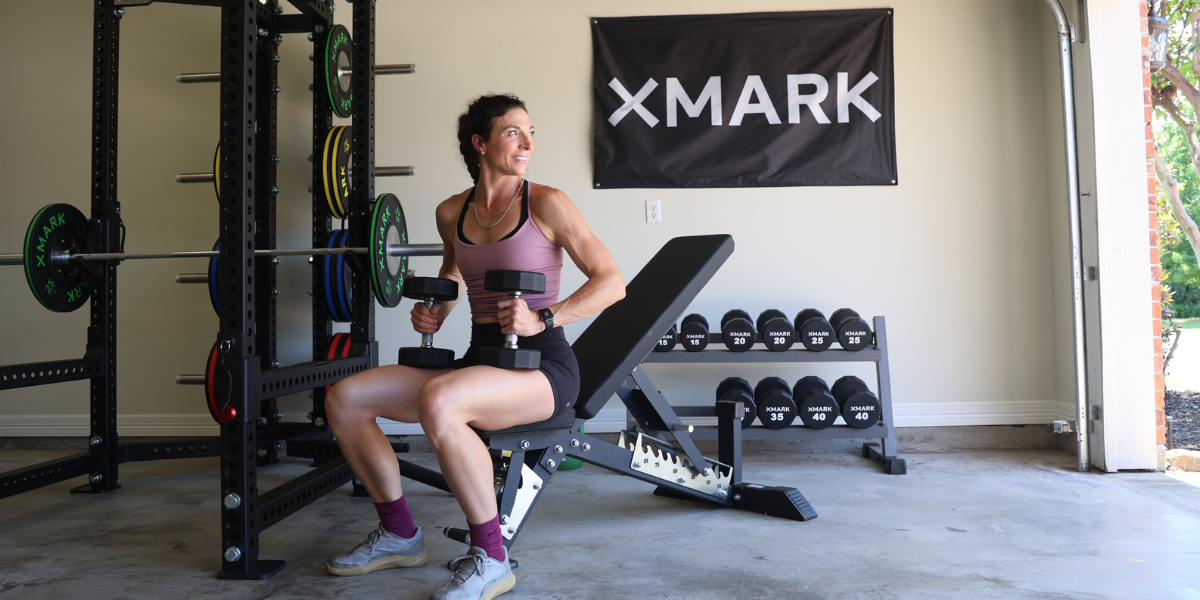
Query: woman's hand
411 302 445 335
497 298 544 337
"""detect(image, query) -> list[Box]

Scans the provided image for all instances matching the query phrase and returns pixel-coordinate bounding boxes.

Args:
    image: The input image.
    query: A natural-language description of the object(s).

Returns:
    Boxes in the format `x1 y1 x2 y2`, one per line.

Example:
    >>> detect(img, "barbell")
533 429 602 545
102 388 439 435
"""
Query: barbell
4 193 440 313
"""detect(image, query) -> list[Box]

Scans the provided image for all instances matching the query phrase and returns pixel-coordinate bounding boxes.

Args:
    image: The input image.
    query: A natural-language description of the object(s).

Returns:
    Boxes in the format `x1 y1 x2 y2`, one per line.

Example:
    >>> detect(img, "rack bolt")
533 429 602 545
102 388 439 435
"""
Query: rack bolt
307 412 314 420
257 417 268 426
702 468 711 476
308 84 314 92
274 410 283 421
307 155 314 162
271 187 280 195
315 25 325 33
274 5 283 14
507 527 515 534
256 448 268 458
274 441 284 451
271 257 280 265
499 515 508 525
258 28 269 38
532 483 540 490
112 8 125 18
520 440 530 449
307 33 314 41
273 86 282 94
223 493 241 509
309 54 315 61
272 289 281 297
274 35 284 46
272 155 282 164
582 443 591 452
271 360 280 368
315 417 326 427
224 547 242 563
570 439 579 448
546 459 556 469
676 477 686 484
272 55 282 64
553 445 563 454
733 494 741 502
632 462 641 469
715 489 728 499
89 436 103 447
89 472 104 484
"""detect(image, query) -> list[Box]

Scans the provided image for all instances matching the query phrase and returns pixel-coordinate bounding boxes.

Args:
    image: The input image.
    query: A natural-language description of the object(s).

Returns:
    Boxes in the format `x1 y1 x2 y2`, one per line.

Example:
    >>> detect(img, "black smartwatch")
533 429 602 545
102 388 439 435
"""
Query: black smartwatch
538 307 555 330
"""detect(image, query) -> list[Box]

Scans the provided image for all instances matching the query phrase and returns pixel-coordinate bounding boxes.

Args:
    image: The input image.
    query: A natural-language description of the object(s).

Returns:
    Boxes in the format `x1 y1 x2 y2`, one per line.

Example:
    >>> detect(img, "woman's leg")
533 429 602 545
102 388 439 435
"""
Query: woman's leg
325 364 450 503
417 365 555 524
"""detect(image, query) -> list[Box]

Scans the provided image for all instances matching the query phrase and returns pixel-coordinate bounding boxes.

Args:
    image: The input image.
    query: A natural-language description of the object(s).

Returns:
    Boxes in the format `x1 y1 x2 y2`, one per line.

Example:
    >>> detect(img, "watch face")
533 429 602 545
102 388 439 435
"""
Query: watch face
540 308 554 324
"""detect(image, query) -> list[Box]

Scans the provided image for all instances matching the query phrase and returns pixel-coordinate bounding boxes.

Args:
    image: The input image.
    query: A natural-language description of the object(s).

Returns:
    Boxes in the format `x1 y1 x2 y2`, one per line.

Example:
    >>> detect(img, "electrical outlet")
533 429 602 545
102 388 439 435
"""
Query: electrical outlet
646 200 661 223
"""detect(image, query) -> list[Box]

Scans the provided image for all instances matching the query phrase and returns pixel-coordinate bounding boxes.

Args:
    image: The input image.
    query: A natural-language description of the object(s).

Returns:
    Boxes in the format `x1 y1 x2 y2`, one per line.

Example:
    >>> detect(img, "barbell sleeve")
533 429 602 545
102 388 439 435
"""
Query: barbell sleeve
376 63 416 75
176 72 221 84
175 273 209 284
176 375 205 385
375 166 415 177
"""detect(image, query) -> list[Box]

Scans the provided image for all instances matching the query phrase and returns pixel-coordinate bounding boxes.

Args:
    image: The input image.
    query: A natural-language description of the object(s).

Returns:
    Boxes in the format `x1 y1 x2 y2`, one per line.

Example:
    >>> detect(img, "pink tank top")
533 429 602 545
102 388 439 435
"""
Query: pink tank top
452 180 563 319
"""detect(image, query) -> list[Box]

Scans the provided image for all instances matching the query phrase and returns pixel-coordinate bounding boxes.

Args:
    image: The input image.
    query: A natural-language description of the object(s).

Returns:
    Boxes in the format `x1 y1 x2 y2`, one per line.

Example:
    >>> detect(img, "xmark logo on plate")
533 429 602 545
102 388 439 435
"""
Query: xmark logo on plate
607 74 882 127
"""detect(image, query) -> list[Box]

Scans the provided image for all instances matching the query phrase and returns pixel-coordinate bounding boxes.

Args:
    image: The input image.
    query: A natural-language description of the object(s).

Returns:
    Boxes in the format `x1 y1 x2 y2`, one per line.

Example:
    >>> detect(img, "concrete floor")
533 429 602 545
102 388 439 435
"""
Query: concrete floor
1 448 1199 600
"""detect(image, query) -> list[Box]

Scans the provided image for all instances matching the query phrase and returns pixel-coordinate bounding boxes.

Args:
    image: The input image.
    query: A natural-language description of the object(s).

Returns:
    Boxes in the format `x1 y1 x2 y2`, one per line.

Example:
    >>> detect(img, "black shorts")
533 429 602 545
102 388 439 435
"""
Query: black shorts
452 322 580 418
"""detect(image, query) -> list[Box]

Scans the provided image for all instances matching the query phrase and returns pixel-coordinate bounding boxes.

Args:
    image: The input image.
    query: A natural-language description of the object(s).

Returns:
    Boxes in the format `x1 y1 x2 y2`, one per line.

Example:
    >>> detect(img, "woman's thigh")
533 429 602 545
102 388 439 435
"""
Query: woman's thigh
421 365 555 431
328 364 452 424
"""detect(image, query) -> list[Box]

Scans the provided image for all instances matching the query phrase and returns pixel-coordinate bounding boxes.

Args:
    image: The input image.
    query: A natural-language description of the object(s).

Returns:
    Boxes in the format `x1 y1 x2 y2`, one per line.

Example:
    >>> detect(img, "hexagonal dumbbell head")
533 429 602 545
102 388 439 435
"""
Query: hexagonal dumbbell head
484 270 546 295
402 277 459 302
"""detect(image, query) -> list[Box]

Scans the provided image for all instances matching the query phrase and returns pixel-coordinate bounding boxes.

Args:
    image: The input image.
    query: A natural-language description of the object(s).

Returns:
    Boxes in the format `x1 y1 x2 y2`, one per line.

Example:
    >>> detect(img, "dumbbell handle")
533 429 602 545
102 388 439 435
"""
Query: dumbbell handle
420 298 436 348
504 291 523 349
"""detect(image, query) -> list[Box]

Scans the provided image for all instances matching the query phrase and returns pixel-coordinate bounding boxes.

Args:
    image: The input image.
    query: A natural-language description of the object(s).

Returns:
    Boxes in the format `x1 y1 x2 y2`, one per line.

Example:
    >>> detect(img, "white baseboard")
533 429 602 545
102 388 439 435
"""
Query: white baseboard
0 401 1067 437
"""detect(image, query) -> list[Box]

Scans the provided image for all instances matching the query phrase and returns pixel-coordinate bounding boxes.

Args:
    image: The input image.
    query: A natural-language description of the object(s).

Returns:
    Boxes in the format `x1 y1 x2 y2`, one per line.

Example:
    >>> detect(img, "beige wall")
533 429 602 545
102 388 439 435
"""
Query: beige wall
0 0 1074 436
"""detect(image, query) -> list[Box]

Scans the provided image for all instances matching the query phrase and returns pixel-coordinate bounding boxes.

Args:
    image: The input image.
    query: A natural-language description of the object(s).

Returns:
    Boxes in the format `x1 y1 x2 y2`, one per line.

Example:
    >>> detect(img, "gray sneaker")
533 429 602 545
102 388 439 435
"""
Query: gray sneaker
326 523 429 576
430 546 516 600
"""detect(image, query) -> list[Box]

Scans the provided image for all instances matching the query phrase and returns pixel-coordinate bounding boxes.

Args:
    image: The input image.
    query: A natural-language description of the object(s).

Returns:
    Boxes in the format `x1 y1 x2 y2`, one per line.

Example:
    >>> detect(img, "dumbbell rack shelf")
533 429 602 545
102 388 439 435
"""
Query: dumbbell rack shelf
641 316 905 474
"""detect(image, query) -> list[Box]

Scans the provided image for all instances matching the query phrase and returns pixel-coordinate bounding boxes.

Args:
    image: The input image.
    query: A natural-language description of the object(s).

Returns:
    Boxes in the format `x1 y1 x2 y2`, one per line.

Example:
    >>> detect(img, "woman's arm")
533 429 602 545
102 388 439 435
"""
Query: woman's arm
498 185 625 336
411 194 468 335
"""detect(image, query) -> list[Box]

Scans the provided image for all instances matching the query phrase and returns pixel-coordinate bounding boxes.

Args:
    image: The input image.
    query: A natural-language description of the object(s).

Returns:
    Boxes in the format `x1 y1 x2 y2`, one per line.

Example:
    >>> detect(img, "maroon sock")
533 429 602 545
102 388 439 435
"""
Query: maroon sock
468 516 505 562
374 496 417 539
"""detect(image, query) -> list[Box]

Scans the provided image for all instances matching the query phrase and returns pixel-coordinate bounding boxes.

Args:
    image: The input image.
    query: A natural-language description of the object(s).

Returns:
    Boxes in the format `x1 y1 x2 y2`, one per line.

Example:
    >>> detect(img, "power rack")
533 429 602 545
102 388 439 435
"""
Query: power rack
641 317 906 475
0 0 411 581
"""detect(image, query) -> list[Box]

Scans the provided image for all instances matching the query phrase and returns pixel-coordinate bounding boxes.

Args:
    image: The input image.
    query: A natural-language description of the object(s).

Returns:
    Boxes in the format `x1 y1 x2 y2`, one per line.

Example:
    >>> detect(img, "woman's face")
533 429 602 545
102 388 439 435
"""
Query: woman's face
475 108 535 178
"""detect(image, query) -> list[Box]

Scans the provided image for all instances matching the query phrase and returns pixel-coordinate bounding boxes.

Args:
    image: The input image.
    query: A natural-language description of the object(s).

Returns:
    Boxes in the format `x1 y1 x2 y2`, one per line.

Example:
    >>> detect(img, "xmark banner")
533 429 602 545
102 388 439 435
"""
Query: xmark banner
593 10 896 188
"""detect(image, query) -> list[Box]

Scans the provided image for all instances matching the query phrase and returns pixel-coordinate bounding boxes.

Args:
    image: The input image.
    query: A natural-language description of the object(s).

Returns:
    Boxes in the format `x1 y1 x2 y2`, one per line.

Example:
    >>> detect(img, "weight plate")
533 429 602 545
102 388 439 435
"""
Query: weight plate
324 24 354 118
756 389 797 429
796 310 835 352
325 333 351 392
402 277 460 302
756 309 787 334
208 240 221 317
841 390 881 429
23 204 91 313
333 126 352 217
204 341 237 424
212 142 221 202
322 127 343 219
798 390 838 429
653 322 678 352
720 309 755 352
679 313 709 352
324 231 346 322
336 230 354 322
370 193 407 307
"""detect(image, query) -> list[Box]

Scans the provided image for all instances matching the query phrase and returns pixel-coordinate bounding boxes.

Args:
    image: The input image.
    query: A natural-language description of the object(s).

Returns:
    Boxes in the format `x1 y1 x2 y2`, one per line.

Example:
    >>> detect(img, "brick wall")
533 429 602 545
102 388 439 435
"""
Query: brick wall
1144 1 1166 447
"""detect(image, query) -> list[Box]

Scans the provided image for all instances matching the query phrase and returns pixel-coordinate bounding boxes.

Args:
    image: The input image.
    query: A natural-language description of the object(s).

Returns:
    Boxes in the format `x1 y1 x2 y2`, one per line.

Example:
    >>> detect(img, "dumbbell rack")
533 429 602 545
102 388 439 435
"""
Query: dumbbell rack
642 316 905 474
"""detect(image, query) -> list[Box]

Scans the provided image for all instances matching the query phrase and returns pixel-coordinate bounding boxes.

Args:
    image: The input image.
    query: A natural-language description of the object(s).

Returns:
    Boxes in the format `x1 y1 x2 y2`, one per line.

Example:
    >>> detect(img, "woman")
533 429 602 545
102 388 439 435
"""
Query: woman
324 94 625 600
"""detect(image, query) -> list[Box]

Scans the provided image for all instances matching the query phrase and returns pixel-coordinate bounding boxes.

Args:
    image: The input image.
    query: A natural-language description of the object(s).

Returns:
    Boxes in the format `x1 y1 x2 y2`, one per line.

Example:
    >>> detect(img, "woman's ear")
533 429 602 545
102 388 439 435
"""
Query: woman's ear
472 133 485 155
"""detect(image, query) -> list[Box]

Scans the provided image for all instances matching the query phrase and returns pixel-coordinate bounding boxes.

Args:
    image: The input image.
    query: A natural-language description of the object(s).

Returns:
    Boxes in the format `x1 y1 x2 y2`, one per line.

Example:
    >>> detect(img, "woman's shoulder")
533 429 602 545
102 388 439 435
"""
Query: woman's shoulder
528 182 574 214
435 188 472 223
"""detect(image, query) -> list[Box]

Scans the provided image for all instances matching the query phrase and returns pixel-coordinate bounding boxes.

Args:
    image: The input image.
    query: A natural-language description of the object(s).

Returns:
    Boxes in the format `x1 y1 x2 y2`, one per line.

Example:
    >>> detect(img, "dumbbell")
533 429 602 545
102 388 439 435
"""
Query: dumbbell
721 309 755 352
831 376 882 429
754 377 797 429
479 270 545 370
792 376 839 429
654 323 678 352
756 309 795 352
715 377 757 429
679 314 710 352
397 277 460 369
794 309 835 352
829 308 872 351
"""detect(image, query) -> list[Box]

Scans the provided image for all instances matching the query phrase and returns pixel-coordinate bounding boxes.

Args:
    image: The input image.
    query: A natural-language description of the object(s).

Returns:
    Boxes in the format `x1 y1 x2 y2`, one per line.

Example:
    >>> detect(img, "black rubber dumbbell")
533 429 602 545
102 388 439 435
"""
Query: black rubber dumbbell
794 309 835 352
831 376 882 429
793 376 839 429
397 277 460 369
654 323 678 352
756 309 796 352
715 376 757 429
829 308 872 351
479 270 545 370
721 309 755 352
754 376 797 429
680 314 710 352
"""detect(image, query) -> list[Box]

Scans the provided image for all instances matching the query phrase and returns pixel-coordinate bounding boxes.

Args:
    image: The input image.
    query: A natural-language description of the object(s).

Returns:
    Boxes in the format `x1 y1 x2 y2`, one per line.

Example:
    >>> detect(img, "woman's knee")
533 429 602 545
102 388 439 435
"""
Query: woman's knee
325 379 368 424
417 379 465 441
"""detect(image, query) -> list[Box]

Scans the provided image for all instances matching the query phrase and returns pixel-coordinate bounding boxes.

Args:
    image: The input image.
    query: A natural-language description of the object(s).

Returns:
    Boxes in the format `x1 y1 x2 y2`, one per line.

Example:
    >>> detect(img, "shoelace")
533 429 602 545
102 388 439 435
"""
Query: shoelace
447 552 486 586
354 529 384 552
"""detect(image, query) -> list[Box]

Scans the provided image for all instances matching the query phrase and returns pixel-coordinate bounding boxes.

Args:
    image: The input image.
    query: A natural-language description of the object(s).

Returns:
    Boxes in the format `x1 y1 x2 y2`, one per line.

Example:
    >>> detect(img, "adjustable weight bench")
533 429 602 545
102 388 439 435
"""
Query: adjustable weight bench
400 234 817 550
